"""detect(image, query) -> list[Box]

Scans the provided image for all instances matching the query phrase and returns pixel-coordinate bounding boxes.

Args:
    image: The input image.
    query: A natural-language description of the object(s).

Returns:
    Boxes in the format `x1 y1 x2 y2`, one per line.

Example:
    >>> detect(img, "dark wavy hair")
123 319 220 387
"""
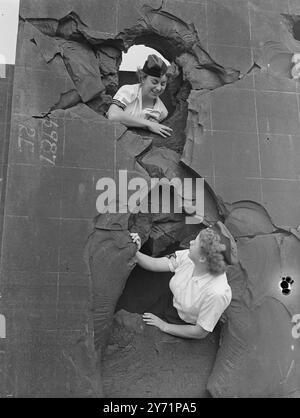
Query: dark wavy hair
199 228 226 275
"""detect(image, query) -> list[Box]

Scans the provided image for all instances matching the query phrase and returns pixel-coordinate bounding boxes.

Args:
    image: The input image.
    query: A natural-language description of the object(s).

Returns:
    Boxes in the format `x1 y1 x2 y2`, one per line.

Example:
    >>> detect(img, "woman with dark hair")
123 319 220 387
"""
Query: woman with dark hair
107 54 173 138
130 228 232 340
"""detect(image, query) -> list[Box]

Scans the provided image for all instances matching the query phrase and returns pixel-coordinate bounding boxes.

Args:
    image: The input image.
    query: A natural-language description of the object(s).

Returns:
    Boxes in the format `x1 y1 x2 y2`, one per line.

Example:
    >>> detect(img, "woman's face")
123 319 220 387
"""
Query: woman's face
141 74 167 99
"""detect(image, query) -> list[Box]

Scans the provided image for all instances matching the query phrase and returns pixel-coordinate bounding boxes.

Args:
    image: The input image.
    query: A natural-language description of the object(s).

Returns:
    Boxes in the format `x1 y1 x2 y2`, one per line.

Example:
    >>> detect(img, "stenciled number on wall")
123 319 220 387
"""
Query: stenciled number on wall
17 118 59 165
39 118 59 165
18 123 35 154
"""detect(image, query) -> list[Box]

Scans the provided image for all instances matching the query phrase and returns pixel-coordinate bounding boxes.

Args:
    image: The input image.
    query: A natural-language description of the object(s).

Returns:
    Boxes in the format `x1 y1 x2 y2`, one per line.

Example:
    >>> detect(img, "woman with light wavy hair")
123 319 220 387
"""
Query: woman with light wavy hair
130 227 232 340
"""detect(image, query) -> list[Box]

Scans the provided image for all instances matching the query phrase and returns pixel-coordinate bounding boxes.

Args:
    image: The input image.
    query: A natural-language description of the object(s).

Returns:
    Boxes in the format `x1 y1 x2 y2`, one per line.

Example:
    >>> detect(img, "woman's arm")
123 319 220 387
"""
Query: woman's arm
163 322 209 339
107 105 173 138
130 232 171 272
135 251 171 272
107 104 152 129
130 232 170 272
143 313 209 340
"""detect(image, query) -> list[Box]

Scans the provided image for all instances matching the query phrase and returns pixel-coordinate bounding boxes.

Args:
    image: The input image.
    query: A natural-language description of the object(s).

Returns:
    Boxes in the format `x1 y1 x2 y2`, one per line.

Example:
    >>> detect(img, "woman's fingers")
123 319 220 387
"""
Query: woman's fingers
160 125 173 132
130 232 139 242
159 123 172 130
130 232 141 249
143 318 155 326
148 122 172 138
159 132 168 138
142 313 161 328
156 124 172 138
143 313 156 321
159 128 171 138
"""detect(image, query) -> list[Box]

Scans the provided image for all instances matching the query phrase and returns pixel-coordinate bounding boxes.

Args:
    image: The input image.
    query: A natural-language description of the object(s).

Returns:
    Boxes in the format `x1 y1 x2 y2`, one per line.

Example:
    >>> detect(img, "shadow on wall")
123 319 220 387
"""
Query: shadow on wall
256 14 300 80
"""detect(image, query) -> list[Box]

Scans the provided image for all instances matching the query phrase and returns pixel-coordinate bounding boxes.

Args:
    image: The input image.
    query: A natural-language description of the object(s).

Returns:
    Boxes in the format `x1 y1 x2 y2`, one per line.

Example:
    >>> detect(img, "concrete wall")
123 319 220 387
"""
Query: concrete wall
0 64 14 396
200 0 300 227
0 65 14 256
1 0 300 397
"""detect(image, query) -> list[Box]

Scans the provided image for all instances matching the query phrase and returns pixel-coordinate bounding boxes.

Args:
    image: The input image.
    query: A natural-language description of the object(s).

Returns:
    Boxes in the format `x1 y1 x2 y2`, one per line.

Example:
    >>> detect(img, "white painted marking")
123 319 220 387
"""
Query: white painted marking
0 314 6 338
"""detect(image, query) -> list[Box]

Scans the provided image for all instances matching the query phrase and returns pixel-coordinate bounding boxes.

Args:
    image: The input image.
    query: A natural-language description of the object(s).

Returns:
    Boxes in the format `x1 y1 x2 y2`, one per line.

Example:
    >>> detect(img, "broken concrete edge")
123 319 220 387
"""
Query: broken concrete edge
21 3 245 118
280 13 300 53
254 14 300 79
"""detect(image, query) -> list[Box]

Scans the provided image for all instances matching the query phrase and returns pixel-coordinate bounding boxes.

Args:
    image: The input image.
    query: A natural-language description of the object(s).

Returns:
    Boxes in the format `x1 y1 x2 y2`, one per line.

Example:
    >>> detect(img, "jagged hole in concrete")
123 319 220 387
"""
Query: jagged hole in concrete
107 35 197 321
70 5 235 363
103 32 230 326
282 13 300 43
293 19 300 41
117 200 206 318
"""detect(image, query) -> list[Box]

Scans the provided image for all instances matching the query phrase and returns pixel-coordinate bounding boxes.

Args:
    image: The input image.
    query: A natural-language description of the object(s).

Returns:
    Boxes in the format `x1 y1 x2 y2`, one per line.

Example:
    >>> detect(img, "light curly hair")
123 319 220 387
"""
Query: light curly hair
136 68 149 83
199 228 226 275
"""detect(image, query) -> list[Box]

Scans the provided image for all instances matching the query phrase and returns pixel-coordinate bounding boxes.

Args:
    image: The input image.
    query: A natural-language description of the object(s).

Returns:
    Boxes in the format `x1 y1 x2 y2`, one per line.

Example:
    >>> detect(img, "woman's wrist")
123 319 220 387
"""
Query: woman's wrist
144 120 152 130
161 322 168 333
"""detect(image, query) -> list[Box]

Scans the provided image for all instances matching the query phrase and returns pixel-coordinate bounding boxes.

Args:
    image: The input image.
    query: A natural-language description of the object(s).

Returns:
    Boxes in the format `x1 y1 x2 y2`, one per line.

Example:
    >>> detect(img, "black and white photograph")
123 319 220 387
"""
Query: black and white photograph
0 0 300 401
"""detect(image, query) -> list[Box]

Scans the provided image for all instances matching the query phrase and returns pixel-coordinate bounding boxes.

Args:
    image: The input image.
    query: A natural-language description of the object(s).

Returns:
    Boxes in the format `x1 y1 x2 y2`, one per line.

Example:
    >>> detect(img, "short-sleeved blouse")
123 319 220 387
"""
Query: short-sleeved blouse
167 250 232 332
112 83 168 122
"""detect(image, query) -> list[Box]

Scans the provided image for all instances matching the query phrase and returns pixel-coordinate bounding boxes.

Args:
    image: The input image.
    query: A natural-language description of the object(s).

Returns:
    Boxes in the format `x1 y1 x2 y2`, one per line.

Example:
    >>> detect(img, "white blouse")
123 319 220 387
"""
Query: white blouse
112 83 168 122
168 249 232 332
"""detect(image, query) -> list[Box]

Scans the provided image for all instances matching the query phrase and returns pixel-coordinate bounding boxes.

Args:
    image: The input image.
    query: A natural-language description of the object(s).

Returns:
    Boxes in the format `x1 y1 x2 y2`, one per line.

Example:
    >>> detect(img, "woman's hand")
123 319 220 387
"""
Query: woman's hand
142 313 167 332
143 109 160 122
130 232 142 251
147 121 173 138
